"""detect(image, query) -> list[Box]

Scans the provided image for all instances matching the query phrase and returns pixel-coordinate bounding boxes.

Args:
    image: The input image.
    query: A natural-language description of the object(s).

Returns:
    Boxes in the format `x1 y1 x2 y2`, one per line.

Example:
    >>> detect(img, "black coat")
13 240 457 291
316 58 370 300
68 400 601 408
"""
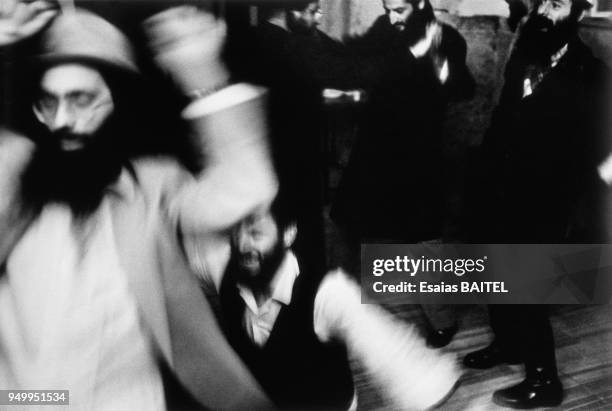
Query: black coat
332 16 474 242
468 36 610 243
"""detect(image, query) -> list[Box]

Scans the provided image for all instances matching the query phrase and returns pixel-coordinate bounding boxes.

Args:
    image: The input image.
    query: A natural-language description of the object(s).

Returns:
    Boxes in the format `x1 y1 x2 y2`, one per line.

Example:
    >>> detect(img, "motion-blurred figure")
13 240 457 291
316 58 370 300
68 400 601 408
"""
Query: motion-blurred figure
466 0 610 408
331 0 474 347
332 0 474 242
196 188 461 410
0 3 276 410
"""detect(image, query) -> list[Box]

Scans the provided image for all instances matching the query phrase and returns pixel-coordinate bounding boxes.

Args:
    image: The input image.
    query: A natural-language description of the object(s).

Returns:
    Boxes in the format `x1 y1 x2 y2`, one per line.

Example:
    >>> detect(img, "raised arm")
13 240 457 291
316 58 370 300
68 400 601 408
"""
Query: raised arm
145 6 278 236
0 0 57 47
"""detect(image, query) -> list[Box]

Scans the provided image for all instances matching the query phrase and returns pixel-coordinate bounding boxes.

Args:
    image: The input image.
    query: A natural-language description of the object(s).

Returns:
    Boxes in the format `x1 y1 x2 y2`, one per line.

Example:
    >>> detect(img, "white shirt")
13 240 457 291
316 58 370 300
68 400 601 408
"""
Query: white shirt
0 178 164 411
190 241 461 410
188 243 341 345
236 253 300 347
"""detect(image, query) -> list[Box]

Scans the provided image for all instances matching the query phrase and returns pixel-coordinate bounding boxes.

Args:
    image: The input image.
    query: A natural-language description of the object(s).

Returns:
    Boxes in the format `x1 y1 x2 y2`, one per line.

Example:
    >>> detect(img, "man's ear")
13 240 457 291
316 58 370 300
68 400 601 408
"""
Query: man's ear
577 9 587 22
283 223 298 248
289 10 302 22
418 0 426 10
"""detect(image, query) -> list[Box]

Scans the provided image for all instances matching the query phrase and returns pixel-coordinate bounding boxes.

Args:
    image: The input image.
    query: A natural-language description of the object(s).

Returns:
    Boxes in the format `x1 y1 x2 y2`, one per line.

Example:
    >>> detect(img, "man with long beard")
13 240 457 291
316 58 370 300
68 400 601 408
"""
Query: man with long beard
331 0 474 349
0 3 277 410
465 0 610 408
332 0 474 243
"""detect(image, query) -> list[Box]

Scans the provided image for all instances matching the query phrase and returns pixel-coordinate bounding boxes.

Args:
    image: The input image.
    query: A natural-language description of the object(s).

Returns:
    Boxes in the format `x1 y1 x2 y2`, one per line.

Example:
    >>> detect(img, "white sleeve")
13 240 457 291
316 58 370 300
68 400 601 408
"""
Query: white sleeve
182 232 231 295
314 270 461 410
174 83 278 235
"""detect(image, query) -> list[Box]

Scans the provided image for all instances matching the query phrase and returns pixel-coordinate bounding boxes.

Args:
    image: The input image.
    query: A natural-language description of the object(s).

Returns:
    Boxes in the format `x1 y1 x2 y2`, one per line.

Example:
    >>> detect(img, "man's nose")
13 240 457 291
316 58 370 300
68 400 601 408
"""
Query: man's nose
537 1 552 17
50 102 76 131
389 12 399 24
237 233 254 252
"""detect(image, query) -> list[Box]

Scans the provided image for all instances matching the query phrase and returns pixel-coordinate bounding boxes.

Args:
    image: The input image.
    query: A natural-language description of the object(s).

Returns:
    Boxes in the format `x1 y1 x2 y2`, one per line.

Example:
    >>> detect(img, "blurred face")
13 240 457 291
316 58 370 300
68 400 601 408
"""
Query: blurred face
233 211 284 280
383 0 417 31
288 1 322 33
33 64 114 152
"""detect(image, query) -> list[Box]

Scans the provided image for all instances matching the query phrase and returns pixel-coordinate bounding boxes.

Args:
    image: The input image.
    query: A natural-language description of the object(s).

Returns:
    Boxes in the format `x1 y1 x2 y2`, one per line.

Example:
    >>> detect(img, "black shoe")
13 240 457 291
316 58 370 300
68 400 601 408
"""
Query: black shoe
492 377 563 409
426 325 458 348
463 342 521 369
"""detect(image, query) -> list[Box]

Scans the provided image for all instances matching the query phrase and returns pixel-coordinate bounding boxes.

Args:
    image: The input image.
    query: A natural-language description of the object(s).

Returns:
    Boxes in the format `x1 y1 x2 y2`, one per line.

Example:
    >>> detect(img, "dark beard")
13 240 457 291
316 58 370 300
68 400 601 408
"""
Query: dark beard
514 13 578 66
21 118 126 217
227 242 287 293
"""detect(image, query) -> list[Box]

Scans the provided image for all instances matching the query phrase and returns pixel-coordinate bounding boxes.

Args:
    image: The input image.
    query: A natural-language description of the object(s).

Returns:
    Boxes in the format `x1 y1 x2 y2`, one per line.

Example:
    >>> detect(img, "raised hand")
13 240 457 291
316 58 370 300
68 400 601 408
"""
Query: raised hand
0 0 57 46
144 5 229 96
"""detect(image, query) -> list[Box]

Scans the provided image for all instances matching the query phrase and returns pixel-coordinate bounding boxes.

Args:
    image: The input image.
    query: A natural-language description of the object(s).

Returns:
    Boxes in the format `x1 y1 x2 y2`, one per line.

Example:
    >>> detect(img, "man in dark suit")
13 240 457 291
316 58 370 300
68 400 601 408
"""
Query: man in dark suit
332 0 474 244
465 0 610 408
218 192 356 410
331 0 474 347
200 188 462 410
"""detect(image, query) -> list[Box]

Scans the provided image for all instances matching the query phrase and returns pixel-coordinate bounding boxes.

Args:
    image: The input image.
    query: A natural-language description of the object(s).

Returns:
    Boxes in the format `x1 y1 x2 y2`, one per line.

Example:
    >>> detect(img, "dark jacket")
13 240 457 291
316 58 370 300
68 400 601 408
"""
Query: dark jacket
219 264 354 410
332 16 475 242
469 36 610 243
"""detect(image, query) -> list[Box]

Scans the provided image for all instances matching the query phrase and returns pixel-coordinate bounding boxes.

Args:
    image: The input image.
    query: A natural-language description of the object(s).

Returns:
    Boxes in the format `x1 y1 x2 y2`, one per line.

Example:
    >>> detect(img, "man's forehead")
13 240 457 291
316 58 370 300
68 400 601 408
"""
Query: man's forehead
383 0 411 9
243 209 275 225
305 2 320 12
40 63 108 94
537 0 572 7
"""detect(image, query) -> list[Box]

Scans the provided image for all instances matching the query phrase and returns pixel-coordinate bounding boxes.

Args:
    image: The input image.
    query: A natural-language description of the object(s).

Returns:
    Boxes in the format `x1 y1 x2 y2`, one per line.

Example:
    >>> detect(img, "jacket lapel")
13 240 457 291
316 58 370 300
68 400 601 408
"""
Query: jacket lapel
109 176 173 364
110 169 272 410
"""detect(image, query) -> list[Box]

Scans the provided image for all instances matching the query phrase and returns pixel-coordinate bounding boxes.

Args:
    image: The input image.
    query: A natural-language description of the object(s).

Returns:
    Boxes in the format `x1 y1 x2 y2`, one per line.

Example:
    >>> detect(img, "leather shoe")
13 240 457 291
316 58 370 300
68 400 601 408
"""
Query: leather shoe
492 377 563 409
426 326 458 348
463 342 521 369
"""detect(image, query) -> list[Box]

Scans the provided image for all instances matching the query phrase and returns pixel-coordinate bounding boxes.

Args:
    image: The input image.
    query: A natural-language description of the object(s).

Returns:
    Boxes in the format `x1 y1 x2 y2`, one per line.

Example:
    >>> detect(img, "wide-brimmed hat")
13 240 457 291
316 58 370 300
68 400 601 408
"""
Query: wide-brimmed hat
35 8 138 74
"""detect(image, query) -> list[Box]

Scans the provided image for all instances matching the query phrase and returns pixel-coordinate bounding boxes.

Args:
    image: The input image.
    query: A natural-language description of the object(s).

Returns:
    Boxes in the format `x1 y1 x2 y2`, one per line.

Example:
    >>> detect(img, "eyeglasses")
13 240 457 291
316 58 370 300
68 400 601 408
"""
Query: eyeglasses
34 91 112 121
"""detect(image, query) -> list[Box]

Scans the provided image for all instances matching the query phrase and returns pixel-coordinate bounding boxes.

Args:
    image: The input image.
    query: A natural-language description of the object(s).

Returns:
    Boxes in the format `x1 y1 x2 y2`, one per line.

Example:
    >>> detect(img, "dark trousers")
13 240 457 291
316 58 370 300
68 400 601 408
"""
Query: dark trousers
488 304 558 379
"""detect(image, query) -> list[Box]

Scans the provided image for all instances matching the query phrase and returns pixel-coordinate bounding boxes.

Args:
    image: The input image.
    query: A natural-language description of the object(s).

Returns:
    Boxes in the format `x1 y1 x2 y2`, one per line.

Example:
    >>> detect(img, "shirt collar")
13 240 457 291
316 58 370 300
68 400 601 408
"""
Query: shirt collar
237 251 300 309
268 251 300 305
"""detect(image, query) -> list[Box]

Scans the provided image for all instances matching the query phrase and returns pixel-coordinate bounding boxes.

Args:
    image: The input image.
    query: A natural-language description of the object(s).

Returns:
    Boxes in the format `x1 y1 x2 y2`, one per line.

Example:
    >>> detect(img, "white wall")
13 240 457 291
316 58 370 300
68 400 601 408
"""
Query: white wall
320 0 509 39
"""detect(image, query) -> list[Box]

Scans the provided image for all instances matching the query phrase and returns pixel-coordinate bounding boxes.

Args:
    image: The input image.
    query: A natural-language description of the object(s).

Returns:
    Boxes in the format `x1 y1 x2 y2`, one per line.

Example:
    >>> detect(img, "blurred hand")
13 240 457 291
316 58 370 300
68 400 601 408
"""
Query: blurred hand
409 22 441 59
0 0 57 47
144 5 229 95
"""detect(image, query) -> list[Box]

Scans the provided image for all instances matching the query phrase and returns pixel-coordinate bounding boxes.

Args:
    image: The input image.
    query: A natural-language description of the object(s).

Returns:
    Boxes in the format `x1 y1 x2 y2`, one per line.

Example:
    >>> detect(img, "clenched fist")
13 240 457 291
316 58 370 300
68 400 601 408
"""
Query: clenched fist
144 5 229 96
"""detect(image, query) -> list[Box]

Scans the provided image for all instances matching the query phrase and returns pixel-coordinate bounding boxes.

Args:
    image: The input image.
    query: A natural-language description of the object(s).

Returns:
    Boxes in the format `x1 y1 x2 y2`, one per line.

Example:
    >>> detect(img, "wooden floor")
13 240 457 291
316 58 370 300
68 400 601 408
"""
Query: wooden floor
352 304 612 410
323 207 611 410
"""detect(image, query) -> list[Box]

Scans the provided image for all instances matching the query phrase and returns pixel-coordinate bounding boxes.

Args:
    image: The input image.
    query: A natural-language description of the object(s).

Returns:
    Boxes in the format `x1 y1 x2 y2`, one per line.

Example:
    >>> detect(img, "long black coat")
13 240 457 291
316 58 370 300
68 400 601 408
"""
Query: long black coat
469 36 610 243
332 16 474 242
